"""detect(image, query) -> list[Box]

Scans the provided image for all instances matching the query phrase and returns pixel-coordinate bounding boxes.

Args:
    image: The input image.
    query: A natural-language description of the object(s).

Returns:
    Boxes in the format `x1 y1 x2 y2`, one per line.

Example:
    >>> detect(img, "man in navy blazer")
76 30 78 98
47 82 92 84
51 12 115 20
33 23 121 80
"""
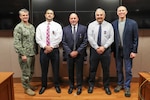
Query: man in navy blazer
112 6 138 97
62 13 87 95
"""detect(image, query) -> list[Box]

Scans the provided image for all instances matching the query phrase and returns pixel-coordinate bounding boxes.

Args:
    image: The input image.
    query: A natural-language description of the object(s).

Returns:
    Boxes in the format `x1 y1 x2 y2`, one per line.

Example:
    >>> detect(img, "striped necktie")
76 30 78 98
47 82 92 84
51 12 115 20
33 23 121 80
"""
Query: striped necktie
46 22 50 46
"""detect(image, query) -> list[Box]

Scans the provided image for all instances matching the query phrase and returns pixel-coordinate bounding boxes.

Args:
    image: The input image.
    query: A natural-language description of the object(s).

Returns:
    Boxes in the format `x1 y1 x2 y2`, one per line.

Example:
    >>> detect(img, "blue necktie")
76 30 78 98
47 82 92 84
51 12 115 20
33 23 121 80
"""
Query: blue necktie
97 24 101 46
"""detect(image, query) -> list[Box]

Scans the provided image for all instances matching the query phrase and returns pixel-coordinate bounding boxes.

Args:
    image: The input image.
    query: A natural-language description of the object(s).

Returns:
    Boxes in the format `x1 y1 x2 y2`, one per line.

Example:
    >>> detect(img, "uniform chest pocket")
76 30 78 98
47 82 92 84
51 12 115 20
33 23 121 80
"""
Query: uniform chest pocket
22 29 30 36
102 30 108 37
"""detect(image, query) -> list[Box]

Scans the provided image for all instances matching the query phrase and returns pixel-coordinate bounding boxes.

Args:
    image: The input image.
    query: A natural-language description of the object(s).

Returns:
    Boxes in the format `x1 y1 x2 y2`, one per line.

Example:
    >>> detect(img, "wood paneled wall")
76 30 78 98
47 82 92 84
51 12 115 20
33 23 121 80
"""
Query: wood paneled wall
0 29 150 79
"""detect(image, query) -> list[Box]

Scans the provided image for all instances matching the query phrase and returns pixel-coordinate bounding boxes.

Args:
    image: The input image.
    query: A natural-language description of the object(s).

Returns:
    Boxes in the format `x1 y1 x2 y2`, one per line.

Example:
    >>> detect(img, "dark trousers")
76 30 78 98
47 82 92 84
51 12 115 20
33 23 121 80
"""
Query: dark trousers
67 55 84 89
40 48 60 87
88 47 111 88
115 48 132 89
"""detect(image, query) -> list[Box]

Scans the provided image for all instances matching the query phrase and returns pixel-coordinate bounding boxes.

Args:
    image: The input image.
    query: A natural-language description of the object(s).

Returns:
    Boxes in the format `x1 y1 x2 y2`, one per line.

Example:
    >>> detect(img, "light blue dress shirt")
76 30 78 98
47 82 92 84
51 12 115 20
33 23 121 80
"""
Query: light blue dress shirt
87 20 114 50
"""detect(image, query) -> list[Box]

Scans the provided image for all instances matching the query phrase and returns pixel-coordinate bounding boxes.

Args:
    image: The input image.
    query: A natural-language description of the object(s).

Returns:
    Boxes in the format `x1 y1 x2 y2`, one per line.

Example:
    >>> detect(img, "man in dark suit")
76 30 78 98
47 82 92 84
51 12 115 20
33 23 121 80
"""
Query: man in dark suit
112 6 138 97
62 13 87 95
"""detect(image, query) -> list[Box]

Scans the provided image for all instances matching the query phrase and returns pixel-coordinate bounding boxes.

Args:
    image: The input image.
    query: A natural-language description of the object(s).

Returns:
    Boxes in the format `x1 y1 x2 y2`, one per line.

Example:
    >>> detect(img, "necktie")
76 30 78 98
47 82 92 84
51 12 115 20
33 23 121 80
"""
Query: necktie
97 24 101 46
73 26 76 50
46 22 50 46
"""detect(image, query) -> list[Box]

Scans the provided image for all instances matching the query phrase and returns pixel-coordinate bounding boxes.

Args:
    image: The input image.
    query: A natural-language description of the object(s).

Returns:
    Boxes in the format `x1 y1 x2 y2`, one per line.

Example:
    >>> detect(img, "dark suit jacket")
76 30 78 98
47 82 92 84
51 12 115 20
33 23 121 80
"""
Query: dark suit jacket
112 18 138 59
62 24 87 58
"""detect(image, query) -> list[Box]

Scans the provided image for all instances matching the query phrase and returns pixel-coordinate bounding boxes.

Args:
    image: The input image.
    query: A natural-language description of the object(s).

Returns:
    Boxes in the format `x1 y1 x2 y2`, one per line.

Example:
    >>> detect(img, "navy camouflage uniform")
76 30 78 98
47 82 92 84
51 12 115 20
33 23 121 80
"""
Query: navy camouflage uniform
13 22 38 89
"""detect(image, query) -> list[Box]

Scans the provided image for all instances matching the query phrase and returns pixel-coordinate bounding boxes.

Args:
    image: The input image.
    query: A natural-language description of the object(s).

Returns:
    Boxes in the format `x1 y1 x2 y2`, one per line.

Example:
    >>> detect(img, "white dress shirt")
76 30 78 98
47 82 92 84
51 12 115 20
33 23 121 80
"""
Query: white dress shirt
36 21 63 49
71 24 78 33
87 20 114 50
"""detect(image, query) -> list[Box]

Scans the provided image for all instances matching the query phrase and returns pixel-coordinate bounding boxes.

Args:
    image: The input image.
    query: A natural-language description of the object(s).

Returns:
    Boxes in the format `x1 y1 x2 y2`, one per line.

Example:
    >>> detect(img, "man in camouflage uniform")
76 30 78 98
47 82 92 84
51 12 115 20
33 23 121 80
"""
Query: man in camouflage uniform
13 9 38 96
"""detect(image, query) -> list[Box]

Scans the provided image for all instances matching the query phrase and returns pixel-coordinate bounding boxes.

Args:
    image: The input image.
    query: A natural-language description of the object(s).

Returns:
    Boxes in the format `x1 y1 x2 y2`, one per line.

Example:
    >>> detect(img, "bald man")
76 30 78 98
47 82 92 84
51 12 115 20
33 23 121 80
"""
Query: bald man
87 8 114 95
62 13 87 95
112 6 138 97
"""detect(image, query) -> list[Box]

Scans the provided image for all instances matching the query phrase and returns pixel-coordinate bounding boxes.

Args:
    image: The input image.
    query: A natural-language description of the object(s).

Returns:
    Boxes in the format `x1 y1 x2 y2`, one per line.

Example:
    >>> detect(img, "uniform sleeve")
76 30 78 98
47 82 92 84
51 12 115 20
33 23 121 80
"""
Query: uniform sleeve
13 26 26 55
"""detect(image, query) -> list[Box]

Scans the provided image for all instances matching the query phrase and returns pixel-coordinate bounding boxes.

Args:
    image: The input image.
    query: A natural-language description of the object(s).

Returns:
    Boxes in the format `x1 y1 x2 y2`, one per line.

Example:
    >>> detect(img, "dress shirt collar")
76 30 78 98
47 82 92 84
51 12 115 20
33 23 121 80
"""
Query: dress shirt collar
71 24 78 28
46 20 54 25
96 20 104 25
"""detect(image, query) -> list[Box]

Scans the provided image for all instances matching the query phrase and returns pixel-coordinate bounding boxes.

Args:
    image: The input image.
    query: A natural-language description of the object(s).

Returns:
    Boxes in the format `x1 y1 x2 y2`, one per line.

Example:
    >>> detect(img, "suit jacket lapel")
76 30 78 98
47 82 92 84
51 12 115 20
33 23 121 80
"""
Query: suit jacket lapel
123 19 128 40
116 20 120 44
76 24 80 42
69 25 74 40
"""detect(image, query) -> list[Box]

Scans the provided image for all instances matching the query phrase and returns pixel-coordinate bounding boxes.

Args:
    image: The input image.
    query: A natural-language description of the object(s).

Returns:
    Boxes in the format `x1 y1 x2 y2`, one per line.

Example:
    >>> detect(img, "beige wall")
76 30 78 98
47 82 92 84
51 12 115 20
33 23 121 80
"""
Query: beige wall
0 29 150 78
